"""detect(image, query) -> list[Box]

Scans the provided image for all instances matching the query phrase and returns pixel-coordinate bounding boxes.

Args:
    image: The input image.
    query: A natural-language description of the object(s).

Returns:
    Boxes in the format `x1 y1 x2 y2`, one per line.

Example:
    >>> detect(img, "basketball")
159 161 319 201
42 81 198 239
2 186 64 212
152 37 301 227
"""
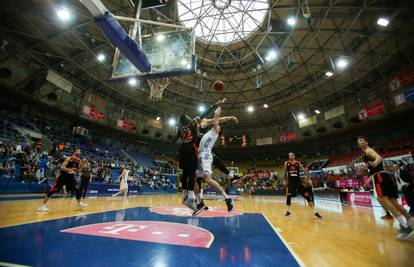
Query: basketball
213 80 224 91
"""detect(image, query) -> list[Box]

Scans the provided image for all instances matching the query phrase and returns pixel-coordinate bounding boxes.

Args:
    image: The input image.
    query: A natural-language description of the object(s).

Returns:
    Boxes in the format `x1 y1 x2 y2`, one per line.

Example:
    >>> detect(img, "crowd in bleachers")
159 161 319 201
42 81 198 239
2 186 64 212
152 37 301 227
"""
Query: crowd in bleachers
327 138 414 168
0 107 177 191
0 140 18 178
228 170 282 193
318 138 414 190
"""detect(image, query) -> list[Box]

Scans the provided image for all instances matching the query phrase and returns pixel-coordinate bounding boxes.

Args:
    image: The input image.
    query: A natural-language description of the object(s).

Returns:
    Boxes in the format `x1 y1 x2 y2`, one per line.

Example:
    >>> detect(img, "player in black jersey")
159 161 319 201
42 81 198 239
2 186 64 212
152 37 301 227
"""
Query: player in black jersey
284 152 322 219
357 136 414 239
172 98 227 211
37 148 88 212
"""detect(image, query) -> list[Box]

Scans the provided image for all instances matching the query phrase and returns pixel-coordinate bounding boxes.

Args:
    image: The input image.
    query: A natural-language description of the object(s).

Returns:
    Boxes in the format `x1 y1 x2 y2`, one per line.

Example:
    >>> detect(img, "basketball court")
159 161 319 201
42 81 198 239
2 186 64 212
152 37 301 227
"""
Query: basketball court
1 194 413 266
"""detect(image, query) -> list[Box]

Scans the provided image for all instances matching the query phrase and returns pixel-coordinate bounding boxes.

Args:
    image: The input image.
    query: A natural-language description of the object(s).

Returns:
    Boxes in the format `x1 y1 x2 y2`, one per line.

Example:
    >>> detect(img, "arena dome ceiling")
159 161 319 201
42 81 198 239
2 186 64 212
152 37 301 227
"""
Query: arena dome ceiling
0 0 414 132
176 0 269 44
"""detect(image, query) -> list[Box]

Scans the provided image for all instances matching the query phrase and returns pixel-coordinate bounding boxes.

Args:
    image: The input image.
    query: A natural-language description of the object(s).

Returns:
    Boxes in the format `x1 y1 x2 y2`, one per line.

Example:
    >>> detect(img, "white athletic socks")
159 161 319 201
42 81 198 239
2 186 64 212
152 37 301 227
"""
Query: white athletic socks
199 189 204 199
397 215 408 228
188 191 195 200
183 190 188 198
195 194 202 204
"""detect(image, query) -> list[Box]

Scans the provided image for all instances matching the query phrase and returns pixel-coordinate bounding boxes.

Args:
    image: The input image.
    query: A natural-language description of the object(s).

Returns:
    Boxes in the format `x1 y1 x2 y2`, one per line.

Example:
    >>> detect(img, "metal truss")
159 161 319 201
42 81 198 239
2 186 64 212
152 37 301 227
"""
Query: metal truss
0 0 413 131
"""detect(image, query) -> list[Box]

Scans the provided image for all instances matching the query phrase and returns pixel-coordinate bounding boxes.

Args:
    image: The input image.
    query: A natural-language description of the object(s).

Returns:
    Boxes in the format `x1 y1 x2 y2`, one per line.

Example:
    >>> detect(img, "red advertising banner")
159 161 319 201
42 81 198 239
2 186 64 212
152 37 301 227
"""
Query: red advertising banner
389 69 414 91
82 105 104 120
398 69 414 87
346 192 372 207
279 132 297 143
117 119 136 131
358 102 384 120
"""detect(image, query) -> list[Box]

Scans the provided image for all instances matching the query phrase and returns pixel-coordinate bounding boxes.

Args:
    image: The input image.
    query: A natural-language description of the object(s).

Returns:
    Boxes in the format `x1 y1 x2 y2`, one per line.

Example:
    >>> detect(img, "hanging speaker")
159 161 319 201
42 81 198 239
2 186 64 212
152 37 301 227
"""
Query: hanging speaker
0 67 12 79
47 92 58 102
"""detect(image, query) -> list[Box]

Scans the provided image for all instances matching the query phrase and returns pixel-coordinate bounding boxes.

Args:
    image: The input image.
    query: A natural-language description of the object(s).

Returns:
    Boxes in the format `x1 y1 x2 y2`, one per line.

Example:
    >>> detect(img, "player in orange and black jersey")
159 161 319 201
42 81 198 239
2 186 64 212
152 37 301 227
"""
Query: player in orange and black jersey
284 152 322 219
37 148 88 212
357 136 414 239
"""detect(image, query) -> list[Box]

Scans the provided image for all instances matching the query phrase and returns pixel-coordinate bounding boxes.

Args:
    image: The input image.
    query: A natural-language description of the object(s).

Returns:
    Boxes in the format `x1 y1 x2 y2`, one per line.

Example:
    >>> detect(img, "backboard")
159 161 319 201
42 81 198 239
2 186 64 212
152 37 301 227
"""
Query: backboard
111 22 196 80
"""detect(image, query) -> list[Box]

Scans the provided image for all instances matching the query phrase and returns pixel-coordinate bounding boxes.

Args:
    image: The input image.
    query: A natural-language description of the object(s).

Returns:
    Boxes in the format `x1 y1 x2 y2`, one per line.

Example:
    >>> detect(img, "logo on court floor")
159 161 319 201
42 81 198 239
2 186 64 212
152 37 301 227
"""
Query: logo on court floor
61 221 214 248
150 206 243 217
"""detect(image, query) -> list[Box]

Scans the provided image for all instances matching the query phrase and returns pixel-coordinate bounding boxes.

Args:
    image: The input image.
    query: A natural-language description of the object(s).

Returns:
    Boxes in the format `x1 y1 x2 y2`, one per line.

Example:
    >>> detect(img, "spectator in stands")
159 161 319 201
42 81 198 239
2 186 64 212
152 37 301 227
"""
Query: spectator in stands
7 159 15 178
0 141 5 158
0 160 6 177
104 169 111 183
35 167 45 183
148 179 156 189
21 161 33 182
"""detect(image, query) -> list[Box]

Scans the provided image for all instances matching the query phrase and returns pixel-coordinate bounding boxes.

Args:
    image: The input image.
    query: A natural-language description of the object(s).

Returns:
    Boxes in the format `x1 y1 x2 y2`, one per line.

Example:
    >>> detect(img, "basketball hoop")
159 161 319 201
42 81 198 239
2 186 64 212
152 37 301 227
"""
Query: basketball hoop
147 78 170 101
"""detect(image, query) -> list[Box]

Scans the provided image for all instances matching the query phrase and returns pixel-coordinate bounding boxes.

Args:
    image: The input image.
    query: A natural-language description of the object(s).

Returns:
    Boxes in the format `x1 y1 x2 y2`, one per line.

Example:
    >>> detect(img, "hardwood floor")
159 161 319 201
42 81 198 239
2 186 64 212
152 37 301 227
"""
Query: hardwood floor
0 194 413 267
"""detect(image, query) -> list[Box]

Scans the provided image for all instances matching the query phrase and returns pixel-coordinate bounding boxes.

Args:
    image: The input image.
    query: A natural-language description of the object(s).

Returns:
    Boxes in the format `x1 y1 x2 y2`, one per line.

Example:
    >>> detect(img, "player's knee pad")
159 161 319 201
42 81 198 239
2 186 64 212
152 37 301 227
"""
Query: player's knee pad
286 195 292 205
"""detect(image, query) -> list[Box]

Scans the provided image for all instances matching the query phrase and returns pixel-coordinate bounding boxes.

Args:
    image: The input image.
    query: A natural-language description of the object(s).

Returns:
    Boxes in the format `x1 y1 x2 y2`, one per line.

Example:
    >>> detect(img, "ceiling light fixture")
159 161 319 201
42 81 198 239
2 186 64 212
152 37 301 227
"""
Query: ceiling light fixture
377 17 390 27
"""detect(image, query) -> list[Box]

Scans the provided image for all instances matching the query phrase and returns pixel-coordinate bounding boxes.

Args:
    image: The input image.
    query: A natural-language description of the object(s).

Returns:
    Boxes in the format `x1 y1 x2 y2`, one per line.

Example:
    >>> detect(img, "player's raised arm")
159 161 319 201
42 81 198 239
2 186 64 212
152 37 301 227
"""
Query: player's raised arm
196 98 226 122
218 116 238 124
213 106 222 133
200 116 238 129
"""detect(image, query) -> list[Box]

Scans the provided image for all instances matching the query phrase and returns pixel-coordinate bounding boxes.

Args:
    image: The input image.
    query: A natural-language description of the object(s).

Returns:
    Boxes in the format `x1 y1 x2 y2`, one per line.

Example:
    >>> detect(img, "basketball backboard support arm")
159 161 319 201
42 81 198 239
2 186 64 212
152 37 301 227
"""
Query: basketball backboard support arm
80 0 151 72
79 0 107 17
113 16 189 29
131 0 142 46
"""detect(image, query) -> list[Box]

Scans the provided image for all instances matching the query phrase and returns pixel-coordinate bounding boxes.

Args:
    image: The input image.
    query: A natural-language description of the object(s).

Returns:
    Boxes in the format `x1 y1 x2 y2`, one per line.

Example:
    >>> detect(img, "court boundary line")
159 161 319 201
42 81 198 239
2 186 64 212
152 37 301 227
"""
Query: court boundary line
0 202 151 229
0 261 31 267
262 213 305 267
0 203 246 228
0 192 176 201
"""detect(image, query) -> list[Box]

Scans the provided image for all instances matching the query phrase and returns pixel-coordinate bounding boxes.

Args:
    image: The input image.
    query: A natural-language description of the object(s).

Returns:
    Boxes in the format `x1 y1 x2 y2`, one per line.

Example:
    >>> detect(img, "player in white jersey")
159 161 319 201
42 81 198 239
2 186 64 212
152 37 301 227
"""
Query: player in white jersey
194 106 237 214
112 166 129 201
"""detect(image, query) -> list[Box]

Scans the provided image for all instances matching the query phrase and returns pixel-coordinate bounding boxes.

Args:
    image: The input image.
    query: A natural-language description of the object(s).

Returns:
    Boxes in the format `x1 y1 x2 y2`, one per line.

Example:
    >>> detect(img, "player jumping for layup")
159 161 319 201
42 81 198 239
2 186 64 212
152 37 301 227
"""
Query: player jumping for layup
194 105 237 214
38 148 88 211
284 152 322 219
358 136 414 239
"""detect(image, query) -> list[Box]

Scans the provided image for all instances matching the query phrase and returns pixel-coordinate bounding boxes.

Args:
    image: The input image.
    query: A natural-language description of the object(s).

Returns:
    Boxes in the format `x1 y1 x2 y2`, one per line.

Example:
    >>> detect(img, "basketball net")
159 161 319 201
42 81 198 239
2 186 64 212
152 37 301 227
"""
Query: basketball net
147 78 170 102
